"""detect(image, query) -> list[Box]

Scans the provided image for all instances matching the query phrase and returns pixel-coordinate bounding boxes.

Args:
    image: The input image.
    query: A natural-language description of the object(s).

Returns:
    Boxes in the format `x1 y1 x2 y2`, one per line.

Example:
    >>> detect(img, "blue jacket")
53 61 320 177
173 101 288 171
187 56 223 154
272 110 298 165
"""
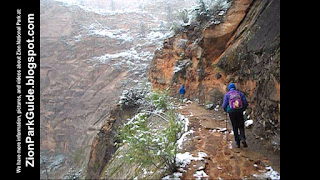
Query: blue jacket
222 83 248 113
179 85 186 95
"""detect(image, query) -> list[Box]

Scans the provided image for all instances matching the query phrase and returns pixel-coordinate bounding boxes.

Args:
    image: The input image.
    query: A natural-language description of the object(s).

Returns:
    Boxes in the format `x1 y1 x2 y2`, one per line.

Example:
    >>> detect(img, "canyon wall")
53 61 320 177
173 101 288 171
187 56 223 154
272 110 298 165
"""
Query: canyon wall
149 0 280 147
85 0 280 178
40 0 197 178
86 105 139 179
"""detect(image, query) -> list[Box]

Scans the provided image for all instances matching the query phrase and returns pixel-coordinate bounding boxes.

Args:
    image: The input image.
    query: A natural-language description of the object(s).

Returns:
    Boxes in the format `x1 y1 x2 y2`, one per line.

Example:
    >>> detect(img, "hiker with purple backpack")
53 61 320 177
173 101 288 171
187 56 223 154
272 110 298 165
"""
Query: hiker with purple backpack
223 83 248 148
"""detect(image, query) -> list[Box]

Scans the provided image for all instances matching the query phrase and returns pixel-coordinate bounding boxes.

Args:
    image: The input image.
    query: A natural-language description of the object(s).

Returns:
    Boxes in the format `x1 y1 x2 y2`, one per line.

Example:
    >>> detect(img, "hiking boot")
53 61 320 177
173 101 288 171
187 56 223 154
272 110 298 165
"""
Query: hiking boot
242 140 248 148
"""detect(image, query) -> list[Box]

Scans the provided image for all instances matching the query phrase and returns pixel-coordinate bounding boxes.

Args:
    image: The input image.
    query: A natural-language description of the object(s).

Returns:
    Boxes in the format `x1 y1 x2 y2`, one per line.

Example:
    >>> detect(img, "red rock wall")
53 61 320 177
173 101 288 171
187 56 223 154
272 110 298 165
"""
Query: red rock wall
149 0 280 144
150 0 253 102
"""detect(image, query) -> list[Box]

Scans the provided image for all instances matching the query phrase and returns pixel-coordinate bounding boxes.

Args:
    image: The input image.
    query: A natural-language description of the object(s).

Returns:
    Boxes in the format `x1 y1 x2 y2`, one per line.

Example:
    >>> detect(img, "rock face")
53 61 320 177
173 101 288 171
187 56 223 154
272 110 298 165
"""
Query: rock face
86 105 139 179
149 0 280 148
40 1 142 177
150 0 253 102
40 0 198 179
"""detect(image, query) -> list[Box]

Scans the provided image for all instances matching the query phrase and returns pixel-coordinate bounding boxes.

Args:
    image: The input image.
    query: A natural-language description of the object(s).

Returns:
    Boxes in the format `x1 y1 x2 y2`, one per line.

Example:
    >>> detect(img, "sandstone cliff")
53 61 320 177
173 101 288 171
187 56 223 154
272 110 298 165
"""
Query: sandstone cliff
85 0 280 179
40 0 197 178
86 105 139 179
149 0 280 149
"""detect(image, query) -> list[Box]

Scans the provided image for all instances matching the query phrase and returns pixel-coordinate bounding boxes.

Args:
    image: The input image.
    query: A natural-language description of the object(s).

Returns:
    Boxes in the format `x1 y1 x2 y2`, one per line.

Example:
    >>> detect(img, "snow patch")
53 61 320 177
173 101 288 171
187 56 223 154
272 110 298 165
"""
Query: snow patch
88 28 134 42
214 105 220 111
178 114 189 132
146 31 165 41
175 151 207 168
91 49 139 63
162 173 181 180
193 170 209 179
54 0 147 16
245 120 253 127
176 113 192 149
177 130 194 149
253 166 280 180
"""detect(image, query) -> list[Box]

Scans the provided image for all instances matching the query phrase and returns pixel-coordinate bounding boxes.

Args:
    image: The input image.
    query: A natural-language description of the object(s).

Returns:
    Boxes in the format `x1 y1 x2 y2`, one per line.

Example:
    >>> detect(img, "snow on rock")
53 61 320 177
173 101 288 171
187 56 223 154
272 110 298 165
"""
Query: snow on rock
170 151 208 179
193 170 209 179
176 152 192 168
177 130 194 149
174 59 192 74
218 128 227 132
197 152 208 159
173 172 183 179
88 27 134 43
162 173 181 180
245 120 253 128
253 166 280 180
54 0 147 16
92 49 139 63
178 114 189 132
175 151 207 168
205 103 214 110
146 31 165 42
176 111 196 149
174 65 183 74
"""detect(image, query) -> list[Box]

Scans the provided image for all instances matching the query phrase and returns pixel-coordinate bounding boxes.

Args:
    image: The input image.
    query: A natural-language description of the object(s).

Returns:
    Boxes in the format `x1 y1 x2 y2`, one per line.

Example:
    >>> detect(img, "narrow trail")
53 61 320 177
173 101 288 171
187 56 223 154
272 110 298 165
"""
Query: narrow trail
176 102 278 180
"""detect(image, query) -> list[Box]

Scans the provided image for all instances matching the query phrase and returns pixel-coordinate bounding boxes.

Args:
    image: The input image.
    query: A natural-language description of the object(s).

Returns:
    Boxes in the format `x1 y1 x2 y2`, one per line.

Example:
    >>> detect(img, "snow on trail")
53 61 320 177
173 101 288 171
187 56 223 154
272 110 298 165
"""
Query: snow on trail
166 101 280 180
175 151 207 168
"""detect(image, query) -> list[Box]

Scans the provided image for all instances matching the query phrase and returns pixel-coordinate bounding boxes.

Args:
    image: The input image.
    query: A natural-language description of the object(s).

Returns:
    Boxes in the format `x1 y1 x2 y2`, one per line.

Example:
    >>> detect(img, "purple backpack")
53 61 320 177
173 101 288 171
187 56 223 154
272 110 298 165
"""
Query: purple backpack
229 91 243 109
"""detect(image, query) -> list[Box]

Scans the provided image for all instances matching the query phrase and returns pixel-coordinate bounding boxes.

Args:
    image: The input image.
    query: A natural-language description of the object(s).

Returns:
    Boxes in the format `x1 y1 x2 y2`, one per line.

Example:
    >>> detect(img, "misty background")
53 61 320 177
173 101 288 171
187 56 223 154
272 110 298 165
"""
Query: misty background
40 0 198 178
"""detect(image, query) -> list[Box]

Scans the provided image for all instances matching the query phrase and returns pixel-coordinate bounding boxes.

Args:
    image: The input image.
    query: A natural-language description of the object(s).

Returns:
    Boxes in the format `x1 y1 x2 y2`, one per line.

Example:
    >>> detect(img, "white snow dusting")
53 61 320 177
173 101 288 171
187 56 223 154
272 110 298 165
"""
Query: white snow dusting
253 166 280 180
177 130 194 149
193 170 209 179
175 151 207 168
245 120 253 127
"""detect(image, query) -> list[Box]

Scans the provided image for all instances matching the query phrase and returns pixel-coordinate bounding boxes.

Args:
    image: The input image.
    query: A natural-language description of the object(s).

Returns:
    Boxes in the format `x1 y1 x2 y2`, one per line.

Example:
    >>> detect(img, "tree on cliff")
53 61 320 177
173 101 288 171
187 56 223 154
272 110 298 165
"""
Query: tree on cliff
169 0 231 35
117 89 186 173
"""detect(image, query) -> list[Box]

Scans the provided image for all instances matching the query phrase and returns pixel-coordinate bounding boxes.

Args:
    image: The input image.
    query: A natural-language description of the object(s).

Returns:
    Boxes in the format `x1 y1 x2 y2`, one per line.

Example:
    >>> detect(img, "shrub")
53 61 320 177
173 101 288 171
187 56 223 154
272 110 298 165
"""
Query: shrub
146 89 172 111
196 0 231 26
170 22 184 35
117 110 183 173
119 81 151 108
170 0 232 35
117 86 184 174
178 9 190 24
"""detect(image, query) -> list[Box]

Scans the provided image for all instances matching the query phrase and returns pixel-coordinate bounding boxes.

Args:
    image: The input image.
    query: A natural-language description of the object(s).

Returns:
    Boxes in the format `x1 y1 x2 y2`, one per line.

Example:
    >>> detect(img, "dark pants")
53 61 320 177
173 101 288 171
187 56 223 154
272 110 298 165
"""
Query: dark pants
229 111 246 143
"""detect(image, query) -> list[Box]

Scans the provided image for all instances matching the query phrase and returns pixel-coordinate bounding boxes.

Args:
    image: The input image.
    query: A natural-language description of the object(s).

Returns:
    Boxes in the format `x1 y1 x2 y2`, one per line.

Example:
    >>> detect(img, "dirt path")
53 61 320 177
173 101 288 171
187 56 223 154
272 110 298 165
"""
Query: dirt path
176 102 279 180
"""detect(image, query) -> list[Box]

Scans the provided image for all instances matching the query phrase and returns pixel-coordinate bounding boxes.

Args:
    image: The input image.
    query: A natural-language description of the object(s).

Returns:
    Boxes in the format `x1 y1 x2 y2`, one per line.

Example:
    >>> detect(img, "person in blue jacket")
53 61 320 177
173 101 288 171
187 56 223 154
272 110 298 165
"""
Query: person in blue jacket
223 83 248 148
179 85 186 103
